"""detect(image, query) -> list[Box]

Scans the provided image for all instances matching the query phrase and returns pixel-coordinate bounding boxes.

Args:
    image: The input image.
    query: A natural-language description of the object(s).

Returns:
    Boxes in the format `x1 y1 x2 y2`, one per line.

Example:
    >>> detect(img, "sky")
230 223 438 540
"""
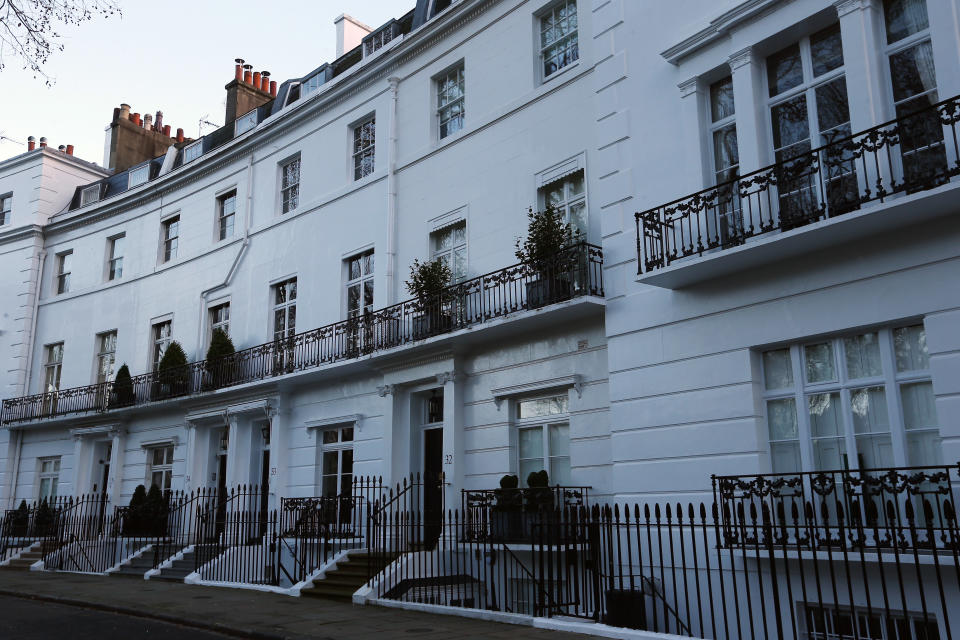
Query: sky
0 0 406 166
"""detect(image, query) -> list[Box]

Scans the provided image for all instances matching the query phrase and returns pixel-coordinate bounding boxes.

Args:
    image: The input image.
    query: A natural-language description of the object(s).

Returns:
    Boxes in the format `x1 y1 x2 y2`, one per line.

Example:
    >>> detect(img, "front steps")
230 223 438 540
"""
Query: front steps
300 551 392 601
0 542 44 570
111 543 181 579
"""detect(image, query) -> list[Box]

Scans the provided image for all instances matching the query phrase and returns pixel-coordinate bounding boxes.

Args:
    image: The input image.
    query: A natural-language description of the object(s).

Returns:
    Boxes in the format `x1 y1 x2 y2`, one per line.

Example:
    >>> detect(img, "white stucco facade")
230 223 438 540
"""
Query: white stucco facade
0 0 958 520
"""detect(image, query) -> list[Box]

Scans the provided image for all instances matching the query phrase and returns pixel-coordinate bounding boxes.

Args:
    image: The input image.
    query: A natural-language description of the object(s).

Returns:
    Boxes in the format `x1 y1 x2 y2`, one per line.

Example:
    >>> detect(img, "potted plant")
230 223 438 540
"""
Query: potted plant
205 328 236 390
33 498 54 537
6 500 29 537
490 474 523 541
523 470 558 543
515 204 582 309
112 363 135 407
123 484 147 537
406 257 454 339
156 341 190 398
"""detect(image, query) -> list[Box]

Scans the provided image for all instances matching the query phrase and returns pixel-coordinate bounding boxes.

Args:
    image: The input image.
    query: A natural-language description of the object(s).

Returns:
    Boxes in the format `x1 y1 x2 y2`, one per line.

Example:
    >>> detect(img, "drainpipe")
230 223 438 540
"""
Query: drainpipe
386 77 400 305
195 154 254 352
8 247 46 507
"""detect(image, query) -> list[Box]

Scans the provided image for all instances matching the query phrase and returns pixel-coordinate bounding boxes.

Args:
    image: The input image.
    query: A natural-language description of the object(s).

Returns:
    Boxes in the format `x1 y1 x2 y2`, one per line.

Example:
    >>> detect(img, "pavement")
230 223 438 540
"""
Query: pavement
0 571 592 639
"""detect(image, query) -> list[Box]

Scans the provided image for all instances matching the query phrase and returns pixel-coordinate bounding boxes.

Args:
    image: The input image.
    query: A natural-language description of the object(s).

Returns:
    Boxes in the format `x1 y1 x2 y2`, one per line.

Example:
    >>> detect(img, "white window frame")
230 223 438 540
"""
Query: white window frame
127 164 149 189
352 116 376 181
272 278 297 342
537 0 579 83
234 109 258 135
765 23 849 162
538 170 587 236
151 319 172 370
80 184 101 207
0 192 11 225
344 249 375 319
515 394 571 487
436 64 465 140
317 426 355 497
44 342 64 394
430 221 467 282
280 156 301 214
95 330 117 385
146 445 174 493
161 215 179 263
107 234 124 281
182 141 202 164
55 250 72 295
209 302 230 342
217 191 237 241
37 456 61 502
708 75 738 185
761 324 940 474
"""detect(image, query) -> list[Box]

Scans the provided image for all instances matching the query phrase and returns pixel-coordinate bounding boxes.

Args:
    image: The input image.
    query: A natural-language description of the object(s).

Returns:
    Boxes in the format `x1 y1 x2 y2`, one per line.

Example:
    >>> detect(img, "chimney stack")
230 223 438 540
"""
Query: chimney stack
39 137 47 148
66 144 74 156
270 80 277 96
27 136 36 151
106 103 188 171
334 14 371 58
176 128 185 142
224 59 276 124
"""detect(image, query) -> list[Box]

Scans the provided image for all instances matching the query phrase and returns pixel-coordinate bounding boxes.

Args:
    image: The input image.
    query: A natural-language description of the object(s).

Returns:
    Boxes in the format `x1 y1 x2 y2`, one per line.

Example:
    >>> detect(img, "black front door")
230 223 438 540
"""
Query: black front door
215 454 228 537
423 428 444 547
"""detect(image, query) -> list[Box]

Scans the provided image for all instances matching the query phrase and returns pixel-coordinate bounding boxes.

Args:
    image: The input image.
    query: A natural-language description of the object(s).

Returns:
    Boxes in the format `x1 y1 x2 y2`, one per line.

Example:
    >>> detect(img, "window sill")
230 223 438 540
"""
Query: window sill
541 59 581 86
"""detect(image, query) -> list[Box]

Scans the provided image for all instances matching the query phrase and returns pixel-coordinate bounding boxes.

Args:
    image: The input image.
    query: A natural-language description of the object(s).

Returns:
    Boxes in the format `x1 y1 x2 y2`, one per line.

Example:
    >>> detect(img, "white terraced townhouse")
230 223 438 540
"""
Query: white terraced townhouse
1 0 959 637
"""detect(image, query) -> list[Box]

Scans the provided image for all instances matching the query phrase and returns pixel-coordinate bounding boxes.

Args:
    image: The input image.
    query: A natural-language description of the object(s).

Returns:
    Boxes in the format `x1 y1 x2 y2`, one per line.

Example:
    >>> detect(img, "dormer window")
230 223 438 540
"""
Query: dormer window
235 109 258 136
364 23 396 56
81 185 101 207
182 141 202 164
128 164 149 189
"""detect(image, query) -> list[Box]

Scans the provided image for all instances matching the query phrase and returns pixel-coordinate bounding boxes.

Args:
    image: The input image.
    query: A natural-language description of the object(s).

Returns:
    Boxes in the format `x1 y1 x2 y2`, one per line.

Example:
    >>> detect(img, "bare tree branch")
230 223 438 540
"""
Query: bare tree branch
0 0 121 85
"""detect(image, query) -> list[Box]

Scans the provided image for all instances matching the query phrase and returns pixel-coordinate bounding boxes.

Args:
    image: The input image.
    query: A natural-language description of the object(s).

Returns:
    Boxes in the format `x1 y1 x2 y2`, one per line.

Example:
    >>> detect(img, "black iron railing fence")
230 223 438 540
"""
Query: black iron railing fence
460 486 590 543
1 243 603 425
636 93 960 273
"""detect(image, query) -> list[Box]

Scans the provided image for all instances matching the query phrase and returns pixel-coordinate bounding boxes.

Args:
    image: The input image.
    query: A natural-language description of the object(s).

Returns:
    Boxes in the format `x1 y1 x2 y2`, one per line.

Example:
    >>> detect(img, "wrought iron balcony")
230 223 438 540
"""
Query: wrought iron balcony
636 94 960 273
714 463 960 553
1 243 603 425
460 485 591 543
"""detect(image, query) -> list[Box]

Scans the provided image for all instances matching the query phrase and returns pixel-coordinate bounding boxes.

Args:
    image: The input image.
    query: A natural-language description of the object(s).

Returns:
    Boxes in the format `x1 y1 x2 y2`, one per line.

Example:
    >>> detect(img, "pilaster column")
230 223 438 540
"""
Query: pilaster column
437 371 462 511
927 0 960 101
224 414 242 490
377 384 397 483
677 77 709 191
107 427 125 509
728 47 769 174
264 403 281 510
184 421 202 493
71 435 87 497
835 0 890 130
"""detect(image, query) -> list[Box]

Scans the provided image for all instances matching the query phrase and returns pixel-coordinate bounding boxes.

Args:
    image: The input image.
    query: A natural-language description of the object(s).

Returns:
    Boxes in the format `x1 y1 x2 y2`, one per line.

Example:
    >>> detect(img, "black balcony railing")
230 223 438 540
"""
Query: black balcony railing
1 243 603 424
636 94 960 272
714 463 960 552
461 485 590 543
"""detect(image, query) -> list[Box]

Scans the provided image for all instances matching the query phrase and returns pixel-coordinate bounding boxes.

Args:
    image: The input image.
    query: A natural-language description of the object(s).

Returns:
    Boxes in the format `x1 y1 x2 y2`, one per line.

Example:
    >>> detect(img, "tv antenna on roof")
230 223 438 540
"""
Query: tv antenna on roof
0 132 24 146
198 115 221 137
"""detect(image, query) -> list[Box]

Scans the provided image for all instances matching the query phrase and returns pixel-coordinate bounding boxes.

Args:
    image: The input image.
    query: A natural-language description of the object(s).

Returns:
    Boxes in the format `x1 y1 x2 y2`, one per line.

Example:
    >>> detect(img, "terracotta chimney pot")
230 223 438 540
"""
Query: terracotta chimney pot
270 81 277 96
66 144 74 155
176 128 185 142
39 137 47 148
163 125 171 137
27 136 36 151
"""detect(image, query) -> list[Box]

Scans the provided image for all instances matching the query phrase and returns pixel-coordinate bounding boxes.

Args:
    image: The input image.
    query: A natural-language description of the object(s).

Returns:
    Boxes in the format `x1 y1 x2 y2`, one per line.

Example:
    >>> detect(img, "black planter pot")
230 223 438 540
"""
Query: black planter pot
526 275 572 309
412 311 453 339
604 588 646 630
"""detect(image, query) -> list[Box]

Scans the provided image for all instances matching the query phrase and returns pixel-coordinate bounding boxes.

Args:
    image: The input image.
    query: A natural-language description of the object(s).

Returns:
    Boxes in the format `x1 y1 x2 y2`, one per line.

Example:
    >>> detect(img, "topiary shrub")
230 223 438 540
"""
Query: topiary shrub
493 474 521 512
143 483 168 536
205 328 236 389
124 484 147 536
405 258 453 310
524 470 554 513
113 363 134 406
33 499 54 537
515 204 581 274
7 500 29 536
157 341 189 395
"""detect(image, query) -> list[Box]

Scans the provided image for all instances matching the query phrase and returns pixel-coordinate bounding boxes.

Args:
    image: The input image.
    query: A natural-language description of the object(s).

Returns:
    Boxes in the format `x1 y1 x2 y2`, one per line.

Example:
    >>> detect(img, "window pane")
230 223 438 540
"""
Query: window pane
810 24 844 77
901 381 937 430
713 124 739 174
153 448 164 466
763 349 794 390
844 333 882 379
890 41 938 103
805 342 837 383
342 427 354 442
856 433 894 469
710 76 735 122
323 451 339 474
771 441 802 473
341 449 353 475
850 386 889 434
815 77 851 137
568 172 585 196
907 430 941 466
549 456 571 486
884 0 929 44
323 430 338 444
771 95 810 158
517 396 568 418
767 43 803 97
894 325 929 371
519 428 543 459
767 398 798 440
549 424 569 456
519 459 544 486
810 392 846 470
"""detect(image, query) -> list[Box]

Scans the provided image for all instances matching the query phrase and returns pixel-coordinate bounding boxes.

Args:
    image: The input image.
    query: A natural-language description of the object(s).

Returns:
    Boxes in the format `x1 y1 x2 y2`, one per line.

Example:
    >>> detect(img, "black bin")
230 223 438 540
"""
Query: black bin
604 588 646 630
